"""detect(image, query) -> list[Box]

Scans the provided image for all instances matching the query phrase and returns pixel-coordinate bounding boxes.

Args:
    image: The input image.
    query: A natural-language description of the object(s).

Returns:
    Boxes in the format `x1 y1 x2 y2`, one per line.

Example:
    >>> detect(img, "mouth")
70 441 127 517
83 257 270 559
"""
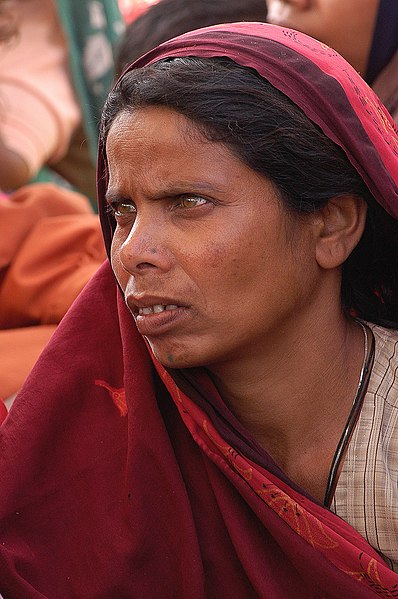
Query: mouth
126 296 190 336
138 304 179 315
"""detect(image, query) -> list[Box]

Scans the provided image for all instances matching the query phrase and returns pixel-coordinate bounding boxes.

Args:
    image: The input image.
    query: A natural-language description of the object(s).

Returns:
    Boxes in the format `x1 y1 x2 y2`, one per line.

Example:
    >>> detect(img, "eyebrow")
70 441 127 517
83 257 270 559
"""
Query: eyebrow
105 190 125 205
105 180 223 204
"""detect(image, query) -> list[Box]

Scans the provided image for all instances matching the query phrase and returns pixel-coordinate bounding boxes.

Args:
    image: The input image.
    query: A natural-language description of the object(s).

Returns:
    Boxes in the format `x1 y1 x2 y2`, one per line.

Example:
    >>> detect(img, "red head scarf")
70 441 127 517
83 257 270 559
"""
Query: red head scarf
1 23 398 599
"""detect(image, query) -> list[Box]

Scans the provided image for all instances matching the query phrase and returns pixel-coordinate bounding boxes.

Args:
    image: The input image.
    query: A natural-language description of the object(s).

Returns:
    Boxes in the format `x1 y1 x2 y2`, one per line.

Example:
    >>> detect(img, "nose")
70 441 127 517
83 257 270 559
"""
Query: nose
115 215 174 275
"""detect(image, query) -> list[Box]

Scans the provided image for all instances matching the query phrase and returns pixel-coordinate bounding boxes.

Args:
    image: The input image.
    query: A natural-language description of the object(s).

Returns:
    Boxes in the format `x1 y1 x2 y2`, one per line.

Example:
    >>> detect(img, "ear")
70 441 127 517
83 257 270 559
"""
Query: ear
314 195 367 270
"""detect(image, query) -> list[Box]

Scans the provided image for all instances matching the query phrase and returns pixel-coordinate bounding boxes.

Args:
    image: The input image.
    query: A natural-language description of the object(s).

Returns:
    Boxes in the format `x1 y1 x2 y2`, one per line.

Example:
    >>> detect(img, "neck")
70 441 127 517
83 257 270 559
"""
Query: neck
207 308 366 472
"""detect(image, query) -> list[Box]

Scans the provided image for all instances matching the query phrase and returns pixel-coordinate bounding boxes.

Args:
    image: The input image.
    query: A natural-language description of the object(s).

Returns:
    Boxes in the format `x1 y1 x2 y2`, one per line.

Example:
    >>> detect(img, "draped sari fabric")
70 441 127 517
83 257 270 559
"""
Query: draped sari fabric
1 23 398 599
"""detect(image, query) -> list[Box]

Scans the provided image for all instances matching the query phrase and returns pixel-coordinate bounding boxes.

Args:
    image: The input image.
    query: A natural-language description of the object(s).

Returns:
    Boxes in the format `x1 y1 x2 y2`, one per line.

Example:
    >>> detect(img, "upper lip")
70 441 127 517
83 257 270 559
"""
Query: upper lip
126 294 186 314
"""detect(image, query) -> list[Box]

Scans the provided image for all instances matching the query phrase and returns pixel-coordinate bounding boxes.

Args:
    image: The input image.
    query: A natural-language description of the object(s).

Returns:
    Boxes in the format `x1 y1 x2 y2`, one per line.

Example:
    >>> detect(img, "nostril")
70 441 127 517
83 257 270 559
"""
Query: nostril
136 262 157 270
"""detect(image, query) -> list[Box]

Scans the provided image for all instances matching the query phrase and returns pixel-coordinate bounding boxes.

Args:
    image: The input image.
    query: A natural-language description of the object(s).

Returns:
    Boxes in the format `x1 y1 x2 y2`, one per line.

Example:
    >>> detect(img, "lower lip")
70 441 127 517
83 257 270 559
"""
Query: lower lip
134 307 189 336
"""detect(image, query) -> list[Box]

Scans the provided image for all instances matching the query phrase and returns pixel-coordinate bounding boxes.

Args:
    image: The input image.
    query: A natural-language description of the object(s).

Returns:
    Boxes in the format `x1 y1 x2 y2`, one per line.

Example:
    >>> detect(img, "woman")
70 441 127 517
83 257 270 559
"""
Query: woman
0 1 107 405
266 0 398 124
0 22 397 599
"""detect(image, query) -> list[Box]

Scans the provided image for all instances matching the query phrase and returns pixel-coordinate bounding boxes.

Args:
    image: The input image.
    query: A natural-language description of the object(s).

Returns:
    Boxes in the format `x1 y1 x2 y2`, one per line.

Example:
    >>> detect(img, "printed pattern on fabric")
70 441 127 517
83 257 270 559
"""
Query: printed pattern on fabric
332 325 398 574
95 379 127 416
280 29 398 153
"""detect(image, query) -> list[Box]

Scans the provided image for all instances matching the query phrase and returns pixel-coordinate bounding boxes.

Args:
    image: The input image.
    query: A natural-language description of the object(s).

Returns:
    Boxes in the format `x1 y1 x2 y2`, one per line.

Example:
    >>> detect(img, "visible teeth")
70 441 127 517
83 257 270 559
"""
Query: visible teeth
153 304 165 313
138 304 179 315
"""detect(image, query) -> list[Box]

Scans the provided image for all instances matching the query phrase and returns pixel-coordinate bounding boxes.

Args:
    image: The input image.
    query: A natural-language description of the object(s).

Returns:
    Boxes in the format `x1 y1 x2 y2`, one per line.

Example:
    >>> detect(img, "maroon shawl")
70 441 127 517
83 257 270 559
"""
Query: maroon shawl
1 23 398 599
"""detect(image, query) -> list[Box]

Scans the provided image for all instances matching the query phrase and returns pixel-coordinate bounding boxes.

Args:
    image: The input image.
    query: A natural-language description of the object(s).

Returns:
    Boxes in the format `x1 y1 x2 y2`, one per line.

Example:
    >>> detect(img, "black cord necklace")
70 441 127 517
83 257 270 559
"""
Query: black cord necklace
323 322 376 507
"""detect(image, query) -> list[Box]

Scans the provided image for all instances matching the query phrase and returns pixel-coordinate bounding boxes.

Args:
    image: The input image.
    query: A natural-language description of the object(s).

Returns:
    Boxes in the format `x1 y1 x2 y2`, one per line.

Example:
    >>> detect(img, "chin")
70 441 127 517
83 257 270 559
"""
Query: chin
148 341 209 370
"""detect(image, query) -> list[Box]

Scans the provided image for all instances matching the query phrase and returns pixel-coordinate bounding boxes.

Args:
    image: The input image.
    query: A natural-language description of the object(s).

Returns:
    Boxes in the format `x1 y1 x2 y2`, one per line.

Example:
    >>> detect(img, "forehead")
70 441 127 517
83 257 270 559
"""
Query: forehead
105 106 252 191
268 0 378 14
104 105 294 221
267 0 379 32
106 106 198 155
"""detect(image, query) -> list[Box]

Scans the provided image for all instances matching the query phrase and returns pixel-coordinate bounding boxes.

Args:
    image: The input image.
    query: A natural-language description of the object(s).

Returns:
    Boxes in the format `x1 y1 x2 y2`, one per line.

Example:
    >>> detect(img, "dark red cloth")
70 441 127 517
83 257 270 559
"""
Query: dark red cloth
0 263 395 599
1 23 398 599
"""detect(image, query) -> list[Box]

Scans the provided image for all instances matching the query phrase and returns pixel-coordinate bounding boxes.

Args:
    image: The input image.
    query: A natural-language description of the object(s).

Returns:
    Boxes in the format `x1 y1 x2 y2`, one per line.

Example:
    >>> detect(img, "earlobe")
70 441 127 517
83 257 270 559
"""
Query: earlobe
315 195 367 270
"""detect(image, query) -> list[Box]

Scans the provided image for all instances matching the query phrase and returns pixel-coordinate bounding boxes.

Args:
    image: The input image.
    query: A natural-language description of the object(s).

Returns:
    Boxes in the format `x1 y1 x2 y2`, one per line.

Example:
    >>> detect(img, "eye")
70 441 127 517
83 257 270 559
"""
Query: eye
175 195 209 209
107 201 136 217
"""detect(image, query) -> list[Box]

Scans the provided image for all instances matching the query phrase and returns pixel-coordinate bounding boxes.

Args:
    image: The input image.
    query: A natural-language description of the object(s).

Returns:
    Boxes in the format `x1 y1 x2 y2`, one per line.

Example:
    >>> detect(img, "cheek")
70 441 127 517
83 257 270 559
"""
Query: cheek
193 230 268 292
110 233 127 289
201 240 239 271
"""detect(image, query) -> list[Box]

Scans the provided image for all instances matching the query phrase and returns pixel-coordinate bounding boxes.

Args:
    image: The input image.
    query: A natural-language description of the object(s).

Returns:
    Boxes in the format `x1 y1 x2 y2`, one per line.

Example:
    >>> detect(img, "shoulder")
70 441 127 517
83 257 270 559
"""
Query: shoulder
362 323 398 489
367 323 398 406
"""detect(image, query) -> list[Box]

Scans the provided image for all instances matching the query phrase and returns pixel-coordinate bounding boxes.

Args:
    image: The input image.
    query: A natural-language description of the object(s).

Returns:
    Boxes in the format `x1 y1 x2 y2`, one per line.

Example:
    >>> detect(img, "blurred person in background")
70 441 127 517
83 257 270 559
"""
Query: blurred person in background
116 0 267 75
0 183 107 407
266 0 398 124
118 0 159 23
0 0 123 200
0 0 16 42
0 0 114 405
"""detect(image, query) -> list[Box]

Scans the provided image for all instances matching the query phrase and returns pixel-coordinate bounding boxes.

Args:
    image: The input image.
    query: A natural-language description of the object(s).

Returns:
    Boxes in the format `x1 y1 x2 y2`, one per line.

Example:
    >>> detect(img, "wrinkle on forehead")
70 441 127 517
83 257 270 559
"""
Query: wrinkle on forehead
105 105 257 202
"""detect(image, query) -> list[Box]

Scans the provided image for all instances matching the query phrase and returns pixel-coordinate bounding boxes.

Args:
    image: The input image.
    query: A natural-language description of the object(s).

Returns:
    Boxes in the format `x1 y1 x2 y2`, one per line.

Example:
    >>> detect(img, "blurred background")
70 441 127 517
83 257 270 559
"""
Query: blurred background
119 0 159 22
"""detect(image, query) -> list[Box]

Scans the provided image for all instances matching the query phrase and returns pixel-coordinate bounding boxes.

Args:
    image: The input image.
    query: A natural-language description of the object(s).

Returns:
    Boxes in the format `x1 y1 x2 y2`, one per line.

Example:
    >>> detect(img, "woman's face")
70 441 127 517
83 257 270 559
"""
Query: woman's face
266 0 379 74
106 106 320 370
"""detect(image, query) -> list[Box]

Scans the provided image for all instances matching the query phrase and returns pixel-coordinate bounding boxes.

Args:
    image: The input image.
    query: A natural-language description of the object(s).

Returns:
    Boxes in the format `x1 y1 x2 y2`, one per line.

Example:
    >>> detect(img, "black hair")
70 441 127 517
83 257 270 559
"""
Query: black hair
101 56 398 328
115 0 267 76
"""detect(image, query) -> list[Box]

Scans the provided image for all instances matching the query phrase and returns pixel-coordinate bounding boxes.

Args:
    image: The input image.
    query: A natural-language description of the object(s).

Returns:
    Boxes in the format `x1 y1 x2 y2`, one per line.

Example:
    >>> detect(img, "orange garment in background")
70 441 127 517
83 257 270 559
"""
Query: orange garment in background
0 183 106 399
